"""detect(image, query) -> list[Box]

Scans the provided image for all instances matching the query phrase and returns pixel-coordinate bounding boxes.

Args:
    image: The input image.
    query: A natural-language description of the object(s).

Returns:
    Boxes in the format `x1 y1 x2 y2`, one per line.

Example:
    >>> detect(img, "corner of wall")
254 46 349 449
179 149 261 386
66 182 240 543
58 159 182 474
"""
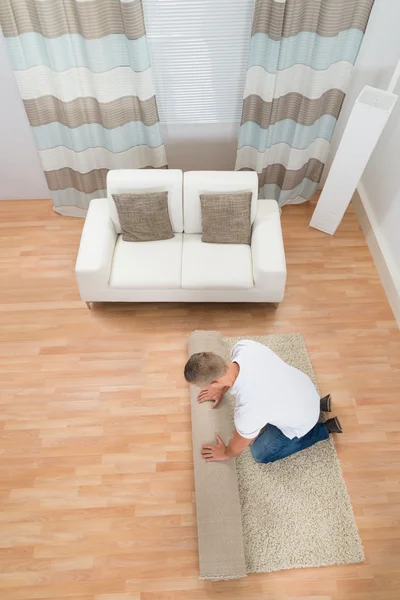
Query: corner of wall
353 183 400 327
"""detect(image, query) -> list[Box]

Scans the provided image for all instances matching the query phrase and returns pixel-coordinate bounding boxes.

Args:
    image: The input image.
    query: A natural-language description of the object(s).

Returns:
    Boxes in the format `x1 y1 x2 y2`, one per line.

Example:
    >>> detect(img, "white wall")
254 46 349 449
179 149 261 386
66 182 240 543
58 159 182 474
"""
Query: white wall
0 30 50 199
360 85 400 262
322 0 400 322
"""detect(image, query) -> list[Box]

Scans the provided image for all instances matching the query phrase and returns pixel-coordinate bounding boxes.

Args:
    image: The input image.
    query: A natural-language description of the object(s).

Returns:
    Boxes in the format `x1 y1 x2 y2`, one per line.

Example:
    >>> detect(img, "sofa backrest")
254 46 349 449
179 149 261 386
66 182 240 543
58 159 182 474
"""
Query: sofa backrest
107 169 183 234
183 171 259 234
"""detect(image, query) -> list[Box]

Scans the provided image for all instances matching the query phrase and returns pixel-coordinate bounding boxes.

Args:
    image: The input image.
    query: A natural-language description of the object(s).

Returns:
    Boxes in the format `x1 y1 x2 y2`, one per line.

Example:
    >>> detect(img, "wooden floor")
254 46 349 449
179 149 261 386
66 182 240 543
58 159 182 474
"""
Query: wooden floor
0 197 399 600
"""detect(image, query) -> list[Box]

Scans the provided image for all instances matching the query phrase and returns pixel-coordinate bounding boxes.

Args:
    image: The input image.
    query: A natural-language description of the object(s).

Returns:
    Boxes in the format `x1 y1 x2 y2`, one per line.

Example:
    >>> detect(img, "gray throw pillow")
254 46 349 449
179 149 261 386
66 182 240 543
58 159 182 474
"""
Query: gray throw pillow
112 191 174 242
200 192 252 244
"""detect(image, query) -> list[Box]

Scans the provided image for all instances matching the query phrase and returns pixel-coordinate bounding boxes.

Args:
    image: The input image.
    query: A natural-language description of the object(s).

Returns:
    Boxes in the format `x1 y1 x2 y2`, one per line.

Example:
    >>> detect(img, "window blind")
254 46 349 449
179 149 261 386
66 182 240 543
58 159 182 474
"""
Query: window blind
142 0 255 124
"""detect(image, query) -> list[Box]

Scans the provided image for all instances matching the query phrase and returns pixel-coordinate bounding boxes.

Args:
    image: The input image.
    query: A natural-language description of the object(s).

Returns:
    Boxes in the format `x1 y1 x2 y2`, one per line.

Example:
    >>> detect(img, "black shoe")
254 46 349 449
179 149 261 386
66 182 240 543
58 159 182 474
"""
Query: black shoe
325 416 343 434
320 394 332 412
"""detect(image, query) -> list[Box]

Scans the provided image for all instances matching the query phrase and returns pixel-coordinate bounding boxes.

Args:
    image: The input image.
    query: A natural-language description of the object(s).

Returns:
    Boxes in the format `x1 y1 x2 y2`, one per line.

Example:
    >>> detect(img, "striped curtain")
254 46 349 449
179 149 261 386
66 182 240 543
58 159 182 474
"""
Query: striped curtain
0 0 167 216
235 0 374 206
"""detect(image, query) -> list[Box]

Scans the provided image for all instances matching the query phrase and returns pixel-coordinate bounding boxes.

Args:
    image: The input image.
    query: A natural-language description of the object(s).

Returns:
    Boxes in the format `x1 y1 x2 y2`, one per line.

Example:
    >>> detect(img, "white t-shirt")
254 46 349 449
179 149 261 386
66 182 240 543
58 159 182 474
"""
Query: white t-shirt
230 340 320 440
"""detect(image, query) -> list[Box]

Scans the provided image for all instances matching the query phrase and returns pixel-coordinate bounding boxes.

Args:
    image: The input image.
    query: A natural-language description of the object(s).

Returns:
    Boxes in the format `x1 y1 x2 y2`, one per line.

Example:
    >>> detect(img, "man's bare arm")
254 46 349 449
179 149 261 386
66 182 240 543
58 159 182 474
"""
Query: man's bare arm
225 430 253 457
201 429 254 461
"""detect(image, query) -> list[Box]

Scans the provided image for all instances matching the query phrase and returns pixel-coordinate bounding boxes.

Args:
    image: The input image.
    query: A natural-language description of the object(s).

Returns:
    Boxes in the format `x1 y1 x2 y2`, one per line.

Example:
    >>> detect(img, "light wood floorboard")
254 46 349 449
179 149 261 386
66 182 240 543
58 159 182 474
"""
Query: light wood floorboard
0 197 399 600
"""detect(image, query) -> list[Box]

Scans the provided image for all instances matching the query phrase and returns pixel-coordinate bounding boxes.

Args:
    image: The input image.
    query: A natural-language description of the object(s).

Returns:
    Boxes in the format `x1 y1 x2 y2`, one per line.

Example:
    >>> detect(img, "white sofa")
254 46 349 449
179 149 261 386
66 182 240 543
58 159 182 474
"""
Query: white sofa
75 169 286 305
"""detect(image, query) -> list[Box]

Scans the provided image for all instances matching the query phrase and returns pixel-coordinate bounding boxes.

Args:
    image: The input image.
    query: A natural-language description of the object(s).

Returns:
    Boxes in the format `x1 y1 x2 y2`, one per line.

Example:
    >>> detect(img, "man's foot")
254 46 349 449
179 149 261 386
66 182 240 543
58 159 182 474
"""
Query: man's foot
320 394 332 412
325 416 343 434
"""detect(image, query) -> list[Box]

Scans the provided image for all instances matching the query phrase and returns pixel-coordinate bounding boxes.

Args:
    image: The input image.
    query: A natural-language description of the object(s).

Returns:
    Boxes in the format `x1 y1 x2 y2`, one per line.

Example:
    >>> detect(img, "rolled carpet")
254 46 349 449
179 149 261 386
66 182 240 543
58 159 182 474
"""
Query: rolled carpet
187 331 247 580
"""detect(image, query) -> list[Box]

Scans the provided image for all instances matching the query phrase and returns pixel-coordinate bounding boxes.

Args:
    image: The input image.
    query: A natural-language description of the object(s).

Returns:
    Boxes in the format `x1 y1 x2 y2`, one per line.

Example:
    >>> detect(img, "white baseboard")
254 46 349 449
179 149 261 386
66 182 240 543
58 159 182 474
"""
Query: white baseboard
353 181 400 327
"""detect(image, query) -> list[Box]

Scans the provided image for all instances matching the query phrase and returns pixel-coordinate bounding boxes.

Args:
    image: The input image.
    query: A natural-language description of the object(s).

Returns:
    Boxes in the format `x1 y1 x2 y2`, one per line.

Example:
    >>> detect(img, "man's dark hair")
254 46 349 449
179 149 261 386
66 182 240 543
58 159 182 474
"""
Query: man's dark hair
184 352 227 387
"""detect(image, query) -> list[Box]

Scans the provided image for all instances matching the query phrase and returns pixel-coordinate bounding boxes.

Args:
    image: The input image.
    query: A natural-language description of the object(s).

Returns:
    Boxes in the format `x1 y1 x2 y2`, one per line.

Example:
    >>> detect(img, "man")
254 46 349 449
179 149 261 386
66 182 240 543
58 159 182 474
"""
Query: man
184 339 342 463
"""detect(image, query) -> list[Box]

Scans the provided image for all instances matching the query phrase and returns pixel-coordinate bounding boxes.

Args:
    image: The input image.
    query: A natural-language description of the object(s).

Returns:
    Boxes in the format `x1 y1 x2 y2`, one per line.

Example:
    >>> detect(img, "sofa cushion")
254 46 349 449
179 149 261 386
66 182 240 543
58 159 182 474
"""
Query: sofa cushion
107 169 183 234
112 191 174 242
200 192 252 244
184 171 259 234
181 234 254 290
109 234 182 290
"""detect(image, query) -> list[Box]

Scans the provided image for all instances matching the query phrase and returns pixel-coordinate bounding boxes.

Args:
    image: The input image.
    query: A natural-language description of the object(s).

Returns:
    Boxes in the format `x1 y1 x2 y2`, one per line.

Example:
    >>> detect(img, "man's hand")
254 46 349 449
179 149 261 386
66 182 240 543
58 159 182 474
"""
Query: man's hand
202 430 253 462
201 435 228 462
197 386 223 408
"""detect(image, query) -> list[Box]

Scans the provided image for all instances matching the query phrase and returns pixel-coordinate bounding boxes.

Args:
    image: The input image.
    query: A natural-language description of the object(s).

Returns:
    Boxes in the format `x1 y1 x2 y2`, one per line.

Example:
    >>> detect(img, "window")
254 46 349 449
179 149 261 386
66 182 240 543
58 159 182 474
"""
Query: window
142 0 255 124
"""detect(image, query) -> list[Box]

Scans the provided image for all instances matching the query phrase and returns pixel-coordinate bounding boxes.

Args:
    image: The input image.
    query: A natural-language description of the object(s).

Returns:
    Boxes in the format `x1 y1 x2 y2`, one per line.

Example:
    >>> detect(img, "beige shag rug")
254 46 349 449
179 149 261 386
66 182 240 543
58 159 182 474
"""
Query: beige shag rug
224 334 364 574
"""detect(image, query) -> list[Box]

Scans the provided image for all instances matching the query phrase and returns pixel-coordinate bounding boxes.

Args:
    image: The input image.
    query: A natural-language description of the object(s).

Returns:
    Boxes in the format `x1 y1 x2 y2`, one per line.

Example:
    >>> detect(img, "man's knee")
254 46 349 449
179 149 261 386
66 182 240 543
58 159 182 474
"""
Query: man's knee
251 436 286 464
250 442 267 463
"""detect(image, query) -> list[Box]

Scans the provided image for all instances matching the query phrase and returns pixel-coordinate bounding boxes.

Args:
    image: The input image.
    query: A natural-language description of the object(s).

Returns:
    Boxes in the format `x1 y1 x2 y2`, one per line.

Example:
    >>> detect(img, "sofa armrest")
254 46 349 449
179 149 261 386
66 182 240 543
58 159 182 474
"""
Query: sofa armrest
75 198 118 301
251 200 286 300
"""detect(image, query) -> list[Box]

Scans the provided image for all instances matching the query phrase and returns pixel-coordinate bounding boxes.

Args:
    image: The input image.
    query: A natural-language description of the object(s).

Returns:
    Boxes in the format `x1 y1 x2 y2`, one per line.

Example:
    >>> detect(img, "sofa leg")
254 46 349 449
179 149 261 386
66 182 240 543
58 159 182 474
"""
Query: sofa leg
86 301 94 310
271 302 279 309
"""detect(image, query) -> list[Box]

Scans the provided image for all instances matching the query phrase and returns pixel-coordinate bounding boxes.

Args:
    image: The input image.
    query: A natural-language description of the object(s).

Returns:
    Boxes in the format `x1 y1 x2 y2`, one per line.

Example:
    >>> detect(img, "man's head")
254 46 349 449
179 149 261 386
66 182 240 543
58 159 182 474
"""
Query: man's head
184 352 228 388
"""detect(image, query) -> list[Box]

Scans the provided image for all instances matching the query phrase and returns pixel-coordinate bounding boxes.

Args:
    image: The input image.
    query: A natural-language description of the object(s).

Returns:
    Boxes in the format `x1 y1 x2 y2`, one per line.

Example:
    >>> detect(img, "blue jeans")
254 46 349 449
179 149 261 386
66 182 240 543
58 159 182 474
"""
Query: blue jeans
250 422 329 464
